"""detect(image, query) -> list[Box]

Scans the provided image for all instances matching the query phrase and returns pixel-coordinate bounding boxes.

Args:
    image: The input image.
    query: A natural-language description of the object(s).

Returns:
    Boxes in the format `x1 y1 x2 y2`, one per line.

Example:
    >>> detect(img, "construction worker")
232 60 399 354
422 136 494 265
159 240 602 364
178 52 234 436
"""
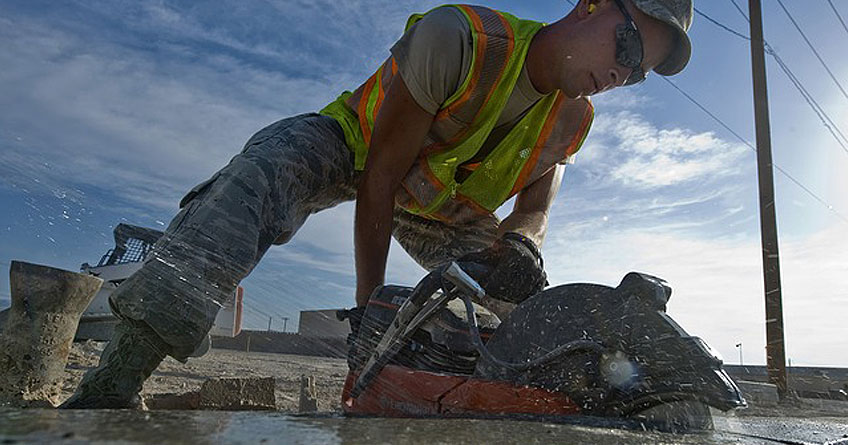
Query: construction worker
62 0 693 409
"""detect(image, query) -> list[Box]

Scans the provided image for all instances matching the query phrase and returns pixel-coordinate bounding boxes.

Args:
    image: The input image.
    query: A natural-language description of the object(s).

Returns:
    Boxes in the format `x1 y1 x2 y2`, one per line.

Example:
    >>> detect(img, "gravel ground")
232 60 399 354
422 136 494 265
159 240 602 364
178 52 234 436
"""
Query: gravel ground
63 341 349 413
62 341 848 418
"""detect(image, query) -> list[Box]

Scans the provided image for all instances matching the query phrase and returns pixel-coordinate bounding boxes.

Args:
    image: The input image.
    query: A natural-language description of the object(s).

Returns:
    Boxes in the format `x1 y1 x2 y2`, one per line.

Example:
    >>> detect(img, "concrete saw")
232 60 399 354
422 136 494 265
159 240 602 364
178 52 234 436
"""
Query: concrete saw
339 262 746 432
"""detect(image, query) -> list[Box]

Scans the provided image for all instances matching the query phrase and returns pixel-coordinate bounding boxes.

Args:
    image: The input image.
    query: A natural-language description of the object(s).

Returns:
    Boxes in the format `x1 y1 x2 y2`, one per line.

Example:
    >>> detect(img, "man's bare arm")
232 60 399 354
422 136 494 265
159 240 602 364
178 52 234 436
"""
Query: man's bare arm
355 74 435 306
498 164 566 247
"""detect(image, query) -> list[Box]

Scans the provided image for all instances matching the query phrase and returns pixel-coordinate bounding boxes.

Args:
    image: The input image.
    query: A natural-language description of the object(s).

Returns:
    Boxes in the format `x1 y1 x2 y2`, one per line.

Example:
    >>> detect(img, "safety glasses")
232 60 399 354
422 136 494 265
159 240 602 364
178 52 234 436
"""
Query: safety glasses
612 0 646 85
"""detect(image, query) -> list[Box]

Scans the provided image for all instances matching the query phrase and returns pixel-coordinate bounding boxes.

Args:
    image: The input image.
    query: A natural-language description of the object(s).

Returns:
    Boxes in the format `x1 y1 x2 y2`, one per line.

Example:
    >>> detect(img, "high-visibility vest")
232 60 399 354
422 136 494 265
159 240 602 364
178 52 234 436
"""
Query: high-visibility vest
321 4 594 224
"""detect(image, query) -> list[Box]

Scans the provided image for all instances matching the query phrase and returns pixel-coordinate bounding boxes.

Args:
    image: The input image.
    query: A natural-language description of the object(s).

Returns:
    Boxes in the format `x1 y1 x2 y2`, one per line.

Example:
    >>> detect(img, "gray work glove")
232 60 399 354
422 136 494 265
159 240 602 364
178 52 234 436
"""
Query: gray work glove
457 232 547 304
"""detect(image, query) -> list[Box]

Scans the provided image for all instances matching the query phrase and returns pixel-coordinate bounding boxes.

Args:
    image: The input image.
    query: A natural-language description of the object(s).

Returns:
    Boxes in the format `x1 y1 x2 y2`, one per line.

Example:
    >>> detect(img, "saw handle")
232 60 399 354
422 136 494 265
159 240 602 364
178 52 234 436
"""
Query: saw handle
442 261 487 298
348 266 446 400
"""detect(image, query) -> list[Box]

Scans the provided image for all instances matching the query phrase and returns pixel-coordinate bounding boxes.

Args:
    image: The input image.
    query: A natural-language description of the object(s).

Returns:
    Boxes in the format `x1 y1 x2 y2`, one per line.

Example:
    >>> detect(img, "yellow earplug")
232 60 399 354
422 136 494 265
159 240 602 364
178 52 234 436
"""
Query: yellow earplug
588 4 597 14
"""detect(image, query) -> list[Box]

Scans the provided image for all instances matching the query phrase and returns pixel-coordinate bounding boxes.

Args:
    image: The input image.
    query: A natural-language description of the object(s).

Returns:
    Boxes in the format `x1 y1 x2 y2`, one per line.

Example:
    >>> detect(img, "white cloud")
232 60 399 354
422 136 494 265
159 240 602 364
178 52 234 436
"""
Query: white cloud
0 3 407 215
580 112 750 189
543 222 848 367
590 87 650 110
1 0 845 368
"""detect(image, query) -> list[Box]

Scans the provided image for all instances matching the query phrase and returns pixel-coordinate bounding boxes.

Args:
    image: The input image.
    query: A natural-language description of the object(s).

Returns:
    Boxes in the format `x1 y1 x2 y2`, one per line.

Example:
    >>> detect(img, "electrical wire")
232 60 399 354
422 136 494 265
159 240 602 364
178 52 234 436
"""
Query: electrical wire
774 0 848 103
242 299 295 330
662 77 848 225
562 0 847 223
723 0 848 152
829 0 848 36
694 7 750 41
765 47 848 152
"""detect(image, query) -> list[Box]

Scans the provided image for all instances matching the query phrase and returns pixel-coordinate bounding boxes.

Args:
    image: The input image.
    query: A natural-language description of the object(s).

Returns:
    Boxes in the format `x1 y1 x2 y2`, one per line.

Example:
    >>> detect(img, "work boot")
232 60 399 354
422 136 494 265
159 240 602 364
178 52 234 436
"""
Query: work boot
60 319 168 409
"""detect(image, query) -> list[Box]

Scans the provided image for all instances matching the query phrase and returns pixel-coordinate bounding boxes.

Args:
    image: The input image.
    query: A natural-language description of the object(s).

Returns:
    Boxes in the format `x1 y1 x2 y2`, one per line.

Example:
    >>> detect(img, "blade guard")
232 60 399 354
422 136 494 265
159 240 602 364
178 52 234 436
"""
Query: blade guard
475 272 746 414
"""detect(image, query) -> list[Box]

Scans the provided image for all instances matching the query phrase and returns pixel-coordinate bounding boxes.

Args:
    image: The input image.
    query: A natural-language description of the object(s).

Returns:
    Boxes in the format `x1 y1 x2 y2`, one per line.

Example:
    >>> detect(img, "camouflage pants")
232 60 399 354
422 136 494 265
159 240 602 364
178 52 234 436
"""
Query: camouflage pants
110 113 499 361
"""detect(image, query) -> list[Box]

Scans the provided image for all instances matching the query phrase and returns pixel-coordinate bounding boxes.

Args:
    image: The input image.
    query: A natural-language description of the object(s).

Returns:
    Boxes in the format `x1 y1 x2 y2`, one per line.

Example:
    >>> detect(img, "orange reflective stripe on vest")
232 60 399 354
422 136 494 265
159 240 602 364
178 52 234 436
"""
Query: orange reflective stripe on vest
508 94 594 196
432 5 515 129
319 4 594 224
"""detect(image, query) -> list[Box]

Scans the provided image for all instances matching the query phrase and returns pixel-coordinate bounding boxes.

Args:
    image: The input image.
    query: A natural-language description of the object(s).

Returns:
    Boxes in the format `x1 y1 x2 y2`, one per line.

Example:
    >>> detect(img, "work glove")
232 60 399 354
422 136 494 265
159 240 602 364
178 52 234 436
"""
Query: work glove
457 232 547 304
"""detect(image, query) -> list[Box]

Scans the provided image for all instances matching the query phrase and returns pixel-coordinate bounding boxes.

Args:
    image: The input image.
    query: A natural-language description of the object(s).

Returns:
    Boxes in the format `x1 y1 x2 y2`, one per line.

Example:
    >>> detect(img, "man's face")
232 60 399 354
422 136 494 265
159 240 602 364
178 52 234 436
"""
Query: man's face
559 0 676 98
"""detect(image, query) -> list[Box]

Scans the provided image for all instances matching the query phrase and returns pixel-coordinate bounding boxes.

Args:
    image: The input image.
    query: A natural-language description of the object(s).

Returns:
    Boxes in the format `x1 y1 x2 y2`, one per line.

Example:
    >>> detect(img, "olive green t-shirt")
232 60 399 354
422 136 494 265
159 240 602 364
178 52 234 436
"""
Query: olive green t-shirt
390 7 575 165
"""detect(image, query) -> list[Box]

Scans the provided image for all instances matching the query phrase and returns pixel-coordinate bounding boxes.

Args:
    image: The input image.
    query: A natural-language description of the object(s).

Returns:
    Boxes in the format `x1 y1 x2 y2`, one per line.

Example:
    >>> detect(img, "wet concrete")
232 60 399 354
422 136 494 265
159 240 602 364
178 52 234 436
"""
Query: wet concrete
1 409 847 445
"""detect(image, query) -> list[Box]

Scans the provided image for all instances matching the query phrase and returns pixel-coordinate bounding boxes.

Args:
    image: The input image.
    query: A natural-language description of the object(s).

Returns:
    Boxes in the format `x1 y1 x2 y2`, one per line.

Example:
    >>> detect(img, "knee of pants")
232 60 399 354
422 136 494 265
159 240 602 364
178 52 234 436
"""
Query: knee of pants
109 289 217 363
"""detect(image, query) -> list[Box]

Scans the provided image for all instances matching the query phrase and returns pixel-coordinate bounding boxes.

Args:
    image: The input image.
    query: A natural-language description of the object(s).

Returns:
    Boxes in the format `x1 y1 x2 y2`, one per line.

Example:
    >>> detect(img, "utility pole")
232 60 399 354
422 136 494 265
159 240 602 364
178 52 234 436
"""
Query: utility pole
748 0 788 400
282 317 289 333
736 342 744 367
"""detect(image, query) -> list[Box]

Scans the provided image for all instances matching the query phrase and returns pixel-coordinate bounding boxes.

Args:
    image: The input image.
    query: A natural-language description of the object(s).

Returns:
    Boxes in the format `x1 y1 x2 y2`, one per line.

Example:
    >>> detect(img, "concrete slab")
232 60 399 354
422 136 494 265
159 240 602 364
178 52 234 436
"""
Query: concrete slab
143 377 277 411
198 377 276 411
737 380 780 405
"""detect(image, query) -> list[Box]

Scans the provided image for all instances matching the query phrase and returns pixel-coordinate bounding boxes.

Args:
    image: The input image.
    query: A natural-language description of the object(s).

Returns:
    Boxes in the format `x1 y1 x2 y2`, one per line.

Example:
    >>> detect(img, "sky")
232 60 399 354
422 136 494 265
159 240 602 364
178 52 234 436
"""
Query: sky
0 0 846 367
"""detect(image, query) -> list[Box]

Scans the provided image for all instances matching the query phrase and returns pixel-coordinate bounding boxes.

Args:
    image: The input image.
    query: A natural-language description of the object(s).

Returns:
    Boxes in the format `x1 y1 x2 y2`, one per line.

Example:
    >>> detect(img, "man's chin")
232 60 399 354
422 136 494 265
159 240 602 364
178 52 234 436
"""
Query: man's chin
560 83 586 100
565 91 589 100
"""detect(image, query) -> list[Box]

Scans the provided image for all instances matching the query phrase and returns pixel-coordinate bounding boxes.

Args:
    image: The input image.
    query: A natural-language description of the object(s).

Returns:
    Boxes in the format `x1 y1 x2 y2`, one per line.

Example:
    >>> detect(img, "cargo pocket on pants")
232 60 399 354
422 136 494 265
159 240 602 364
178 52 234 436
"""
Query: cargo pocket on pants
179 172 222 209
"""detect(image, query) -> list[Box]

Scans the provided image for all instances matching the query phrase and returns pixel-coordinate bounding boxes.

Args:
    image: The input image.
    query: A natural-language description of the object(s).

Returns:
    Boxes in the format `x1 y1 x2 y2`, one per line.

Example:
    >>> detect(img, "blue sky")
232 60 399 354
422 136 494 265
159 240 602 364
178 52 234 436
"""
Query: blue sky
1 0 846 366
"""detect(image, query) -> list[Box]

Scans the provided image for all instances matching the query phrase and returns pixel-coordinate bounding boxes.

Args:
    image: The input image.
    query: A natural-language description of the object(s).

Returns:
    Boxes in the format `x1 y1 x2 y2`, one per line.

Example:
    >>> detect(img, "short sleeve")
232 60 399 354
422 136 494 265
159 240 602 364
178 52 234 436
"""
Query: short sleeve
559 154 577 165
390 7 472 115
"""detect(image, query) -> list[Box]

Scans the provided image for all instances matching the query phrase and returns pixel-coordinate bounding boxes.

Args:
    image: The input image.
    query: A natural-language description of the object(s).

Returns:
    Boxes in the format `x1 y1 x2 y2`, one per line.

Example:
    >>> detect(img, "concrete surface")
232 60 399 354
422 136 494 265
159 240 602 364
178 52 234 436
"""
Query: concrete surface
738 380 780 404
1 409 847 445
4 343 847 444
198 377 276 411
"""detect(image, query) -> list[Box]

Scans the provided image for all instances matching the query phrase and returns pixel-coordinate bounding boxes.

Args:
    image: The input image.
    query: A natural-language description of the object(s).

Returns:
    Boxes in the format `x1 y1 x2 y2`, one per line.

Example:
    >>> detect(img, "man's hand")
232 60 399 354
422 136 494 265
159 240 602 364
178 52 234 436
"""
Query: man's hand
354 72 435 307
459 164 566 304
459 232 547 304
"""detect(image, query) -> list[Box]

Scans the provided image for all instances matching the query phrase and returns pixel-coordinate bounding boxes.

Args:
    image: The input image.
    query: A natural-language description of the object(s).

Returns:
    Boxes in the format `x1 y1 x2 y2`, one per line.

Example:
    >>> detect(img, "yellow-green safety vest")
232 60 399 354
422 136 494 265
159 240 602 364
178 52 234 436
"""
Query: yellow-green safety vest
321 4 594 224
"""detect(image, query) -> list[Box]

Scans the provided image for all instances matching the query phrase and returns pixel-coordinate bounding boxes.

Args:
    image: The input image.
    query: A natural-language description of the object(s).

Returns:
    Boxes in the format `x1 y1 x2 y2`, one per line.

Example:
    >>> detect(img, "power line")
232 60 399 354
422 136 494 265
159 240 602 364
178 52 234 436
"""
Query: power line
241 303 281 327
764 47 848 153
564 0 847 223
649 5 848 223
662 77 848 225
242 297 294 325
694 7 750 41
774 0 848 103
712 1 848 153
659 77 751 148
829 0 848 36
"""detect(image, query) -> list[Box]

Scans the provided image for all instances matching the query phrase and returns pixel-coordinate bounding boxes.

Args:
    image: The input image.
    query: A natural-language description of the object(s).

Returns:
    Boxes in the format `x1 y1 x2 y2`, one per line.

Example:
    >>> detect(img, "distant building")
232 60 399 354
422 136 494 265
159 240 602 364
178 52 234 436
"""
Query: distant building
298 309 349 338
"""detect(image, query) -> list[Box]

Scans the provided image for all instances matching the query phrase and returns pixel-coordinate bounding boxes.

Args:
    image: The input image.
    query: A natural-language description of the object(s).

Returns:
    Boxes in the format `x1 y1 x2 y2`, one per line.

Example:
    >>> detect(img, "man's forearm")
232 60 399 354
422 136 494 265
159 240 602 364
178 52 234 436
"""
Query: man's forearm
349 73 435 307
497 209 550 248
497 164 565 248
354 182 395 306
